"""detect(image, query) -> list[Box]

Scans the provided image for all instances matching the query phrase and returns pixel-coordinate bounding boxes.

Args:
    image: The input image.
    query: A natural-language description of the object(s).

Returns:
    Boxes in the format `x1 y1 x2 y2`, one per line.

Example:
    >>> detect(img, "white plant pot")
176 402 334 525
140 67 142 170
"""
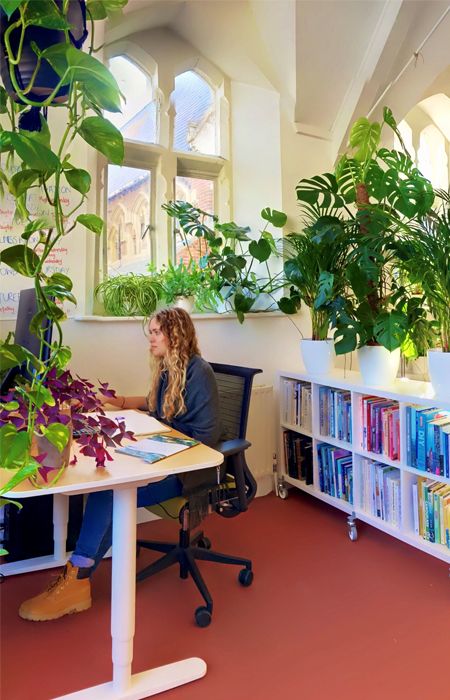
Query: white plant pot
300 339 335 375
427 349 450 398
173 296 194 313
357 345 400 386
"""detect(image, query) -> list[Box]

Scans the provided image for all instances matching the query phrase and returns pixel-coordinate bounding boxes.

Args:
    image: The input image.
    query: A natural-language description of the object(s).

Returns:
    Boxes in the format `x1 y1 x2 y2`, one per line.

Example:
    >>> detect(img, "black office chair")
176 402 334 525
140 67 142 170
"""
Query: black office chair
136 362 262 627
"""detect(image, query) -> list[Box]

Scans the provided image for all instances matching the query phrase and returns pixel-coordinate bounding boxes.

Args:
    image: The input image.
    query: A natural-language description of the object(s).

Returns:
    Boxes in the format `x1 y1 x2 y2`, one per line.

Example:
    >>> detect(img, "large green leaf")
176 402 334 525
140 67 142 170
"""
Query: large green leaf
0 427 29 470
24 1 70 29
65 46 122 112
349 118 381 163
10 133 59 172
314 271 334 309
40 423 70 452
65 167 91 195
87 0 128 20
261 208 287 228
78 116 124 164
76 213 104 234
0 460 40 495
335 156 360 203
0 245 40 276
373 310 408 351
0 341 43 372
296 173 345 209
8 169 40 197
284 259 304 288
249 238 271 263
0 0 25 19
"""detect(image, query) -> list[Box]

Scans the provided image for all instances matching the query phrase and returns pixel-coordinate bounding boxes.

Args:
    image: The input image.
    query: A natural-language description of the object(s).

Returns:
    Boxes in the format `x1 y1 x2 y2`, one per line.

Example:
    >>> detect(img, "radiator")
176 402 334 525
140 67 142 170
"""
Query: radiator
246 384 275 497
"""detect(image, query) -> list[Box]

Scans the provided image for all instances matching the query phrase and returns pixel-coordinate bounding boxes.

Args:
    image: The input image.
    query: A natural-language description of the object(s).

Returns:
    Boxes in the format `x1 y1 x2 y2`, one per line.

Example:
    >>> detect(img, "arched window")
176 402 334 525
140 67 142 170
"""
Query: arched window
418 125 449 191
107 56 157 144
173 71 216 155
394 120 415 162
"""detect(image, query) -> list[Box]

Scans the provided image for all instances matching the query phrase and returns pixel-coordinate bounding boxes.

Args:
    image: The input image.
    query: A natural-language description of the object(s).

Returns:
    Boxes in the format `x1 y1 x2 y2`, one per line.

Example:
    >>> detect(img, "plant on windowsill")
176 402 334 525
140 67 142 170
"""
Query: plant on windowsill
297 108 434 385
94 272 163 316
163 200 287 323
0 0 128 504
151 259 222 314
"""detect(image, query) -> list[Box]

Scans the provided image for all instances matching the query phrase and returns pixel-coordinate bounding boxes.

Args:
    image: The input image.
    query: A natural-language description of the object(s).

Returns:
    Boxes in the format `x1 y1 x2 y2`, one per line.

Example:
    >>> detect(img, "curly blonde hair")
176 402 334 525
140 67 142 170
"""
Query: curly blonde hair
147 307 200 421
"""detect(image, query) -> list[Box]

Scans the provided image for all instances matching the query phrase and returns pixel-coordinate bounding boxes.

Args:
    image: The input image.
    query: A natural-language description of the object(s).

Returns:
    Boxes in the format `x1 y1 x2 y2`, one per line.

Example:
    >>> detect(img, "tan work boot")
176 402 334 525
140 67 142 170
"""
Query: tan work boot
19 562 92 621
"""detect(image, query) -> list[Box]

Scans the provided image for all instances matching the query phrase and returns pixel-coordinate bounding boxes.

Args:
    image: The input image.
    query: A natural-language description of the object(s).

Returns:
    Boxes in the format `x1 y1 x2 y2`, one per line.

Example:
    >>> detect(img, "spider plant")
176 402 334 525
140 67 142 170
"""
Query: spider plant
94 273 163 317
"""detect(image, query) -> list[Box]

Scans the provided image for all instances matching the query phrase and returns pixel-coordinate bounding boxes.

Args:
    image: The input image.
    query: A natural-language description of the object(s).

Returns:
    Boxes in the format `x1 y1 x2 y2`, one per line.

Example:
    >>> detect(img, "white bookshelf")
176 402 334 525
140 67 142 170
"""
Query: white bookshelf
277 369 450 565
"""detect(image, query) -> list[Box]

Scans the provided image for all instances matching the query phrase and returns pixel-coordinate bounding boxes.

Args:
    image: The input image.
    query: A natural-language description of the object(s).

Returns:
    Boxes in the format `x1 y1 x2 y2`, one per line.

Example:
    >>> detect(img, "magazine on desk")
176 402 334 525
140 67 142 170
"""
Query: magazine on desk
116 433 199 464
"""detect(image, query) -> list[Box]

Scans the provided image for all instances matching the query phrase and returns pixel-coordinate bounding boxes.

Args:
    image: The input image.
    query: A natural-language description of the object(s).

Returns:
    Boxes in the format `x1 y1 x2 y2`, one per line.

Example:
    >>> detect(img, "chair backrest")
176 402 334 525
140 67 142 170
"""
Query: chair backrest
209 362 262 442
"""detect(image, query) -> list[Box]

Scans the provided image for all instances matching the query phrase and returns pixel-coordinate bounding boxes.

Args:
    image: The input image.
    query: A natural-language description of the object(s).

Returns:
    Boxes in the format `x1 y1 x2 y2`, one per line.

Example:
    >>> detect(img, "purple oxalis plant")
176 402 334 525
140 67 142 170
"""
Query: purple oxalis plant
0 368 136 478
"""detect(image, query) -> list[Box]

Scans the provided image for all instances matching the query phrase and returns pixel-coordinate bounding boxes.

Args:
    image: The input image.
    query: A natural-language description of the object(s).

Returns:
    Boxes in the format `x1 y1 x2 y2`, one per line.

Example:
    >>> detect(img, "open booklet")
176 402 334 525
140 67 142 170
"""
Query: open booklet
116 433 198 464
97 410 170 436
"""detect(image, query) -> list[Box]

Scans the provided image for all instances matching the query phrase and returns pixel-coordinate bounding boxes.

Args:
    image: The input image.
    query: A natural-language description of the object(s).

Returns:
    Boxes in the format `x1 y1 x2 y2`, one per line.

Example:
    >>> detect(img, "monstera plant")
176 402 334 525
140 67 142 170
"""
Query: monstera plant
296 108 434 383
163 200 286 323
0 0 127 506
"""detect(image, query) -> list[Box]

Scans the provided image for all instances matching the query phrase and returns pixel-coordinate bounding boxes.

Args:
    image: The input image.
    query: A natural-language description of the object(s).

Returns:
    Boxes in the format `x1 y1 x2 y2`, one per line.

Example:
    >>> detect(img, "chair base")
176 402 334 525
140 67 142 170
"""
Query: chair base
136 531 252 621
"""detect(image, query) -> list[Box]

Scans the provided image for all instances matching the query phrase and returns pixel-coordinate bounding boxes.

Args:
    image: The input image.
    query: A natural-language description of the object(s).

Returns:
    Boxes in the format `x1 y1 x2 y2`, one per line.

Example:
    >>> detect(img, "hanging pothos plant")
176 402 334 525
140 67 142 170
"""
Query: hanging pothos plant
0 0 128 508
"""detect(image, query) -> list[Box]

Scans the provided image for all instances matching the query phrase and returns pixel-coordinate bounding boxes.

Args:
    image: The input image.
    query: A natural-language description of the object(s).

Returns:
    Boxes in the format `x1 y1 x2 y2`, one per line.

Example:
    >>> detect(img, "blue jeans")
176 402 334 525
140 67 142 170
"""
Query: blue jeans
73 476 183 572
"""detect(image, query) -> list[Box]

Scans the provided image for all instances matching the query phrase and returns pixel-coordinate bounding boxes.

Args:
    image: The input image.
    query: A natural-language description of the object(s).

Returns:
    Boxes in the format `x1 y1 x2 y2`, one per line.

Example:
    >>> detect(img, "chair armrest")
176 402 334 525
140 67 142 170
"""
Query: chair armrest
216 439 251 458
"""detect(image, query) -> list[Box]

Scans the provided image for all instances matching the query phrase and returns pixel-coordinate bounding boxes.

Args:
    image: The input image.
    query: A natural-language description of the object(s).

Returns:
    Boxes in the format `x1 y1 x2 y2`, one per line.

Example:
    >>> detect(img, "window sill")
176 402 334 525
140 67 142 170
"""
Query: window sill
73 311 285 322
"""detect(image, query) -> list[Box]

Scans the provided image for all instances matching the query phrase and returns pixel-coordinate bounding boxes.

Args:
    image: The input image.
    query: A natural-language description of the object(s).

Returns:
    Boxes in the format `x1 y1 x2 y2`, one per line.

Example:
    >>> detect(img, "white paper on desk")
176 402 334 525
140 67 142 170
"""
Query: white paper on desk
116 434 197 464
98 410 170 436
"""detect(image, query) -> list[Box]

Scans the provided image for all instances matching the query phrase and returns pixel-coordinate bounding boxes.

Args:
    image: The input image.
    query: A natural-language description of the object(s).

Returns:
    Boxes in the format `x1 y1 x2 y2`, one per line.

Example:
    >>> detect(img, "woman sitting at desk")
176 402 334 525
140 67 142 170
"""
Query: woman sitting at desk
19 307 222 621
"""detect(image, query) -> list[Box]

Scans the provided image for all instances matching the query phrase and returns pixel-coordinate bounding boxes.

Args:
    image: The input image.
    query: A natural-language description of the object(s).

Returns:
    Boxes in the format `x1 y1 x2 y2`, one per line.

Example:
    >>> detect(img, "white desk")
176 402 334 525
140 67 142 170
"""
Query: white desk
0 435 223 699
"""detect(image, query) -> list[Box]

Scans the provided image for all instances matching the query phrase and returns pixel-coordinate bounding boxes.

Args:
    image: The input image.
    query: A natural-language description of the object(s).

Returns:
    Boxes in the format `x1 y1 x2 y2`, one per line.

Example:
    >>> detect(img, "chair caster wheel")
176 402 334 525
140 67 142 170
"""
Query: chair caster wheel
195 606 212 627
197 536 211 549
238 568 253 586
277 484 288 499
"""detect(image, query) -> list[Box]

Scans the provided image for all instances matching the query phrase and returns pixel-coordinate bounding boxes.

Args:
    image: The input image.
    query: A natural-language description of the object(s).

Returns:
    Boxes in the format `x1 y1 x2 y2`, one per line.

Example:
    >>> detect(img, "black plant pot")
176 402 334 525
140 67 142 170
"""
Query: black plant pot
0 0 87 105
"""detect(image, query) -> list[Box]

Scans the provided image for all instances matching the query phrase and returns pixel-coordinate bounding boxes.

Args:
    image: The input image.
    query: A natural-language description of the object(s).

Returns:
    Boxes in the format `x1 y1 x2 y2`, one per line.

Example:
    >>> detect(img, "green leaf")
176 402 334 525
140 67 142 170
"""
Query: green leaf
249 238 271 263
0 85 8 113
0 0 25 19
0 460 40 494
296 173 345 210
66 46 122 112
261 208 287 228
349 118 381 163
346 262 369 301
0 130 12 153
47 272 73 291
373 310 408 351
65 167 91 195
10 133 59 173
0 245 40 276
0 341 43 372
28 385 55 409
40 423 70 452
284 259 304 288
53 345 72 369
0 427 29 469
383 107 397 132
78 116 124 164
87 0 128 19
20 113 51 148
314 271 334 309
24 1 70 29
8 169 40 197
76 213 104 234
1 400 19 411
278 296 301 314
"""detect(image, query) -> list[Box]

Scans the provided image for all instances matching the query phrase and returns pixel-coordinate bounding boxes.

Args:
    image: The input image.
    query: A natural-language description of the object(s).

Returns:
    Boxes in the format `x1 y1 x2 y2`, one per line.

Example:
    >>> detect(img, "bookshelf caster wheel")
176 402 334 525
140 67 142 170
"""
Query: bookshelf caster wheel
195 606 212 627
238 568 253 586
278 484 288 499
348 525 358 541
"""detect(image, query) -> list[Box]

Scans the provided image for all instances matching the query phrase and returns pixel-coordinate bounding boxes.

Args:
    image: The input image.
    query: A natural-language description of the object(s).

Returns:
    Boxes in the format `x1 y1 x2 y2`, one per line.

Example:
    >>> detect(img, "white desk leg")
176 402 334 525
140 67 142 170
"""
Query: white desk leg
111 486 136 692
53 494 69 561
55 484 206 700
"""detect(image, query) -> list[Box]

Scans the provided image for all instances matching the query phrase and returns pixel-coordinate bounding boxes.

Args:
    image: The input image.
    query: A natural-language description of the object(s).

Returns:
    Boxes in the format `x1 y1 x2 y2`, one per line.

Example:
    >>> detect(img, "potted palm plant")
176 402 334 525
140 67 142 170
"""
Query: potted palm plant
299 108 434 385
0 0 127 502
400 189 450 396
280 184 349 374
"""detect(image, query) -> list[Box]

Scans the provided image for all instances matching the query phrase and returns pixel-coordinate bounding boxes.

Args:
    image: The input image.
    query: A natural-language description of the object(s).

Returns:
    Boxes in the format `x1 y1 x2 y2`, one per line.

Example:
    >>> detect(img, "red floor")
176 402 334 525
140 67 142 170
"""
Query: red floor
1 490 449 700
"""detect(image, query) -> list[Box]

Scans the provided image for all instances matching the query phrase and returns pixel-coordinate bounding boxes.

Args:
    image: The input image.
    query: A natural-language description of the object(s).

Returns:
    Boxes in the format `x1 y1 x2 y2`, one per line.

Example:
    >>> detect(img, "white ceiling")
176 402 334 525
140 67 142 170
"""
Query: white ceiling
106 0 450 155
